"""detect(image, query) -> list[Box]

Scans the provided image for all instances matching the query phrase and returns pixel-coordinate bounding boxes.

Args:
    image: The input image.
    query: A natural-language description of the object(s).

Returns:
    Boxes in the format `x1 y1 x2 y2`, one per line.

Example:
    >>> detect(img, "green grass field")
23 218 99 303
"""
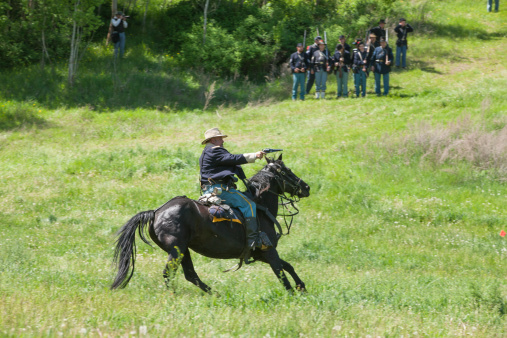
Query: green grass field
1 0 507 336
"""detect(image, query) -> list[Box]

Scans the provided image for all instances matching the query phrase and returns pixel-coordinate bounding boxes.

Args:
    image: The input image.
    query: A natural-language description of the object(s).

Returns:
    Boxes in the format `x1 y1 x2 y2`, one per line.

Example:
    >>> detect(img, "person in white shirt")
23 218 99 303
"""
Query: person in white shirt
111 11 128 59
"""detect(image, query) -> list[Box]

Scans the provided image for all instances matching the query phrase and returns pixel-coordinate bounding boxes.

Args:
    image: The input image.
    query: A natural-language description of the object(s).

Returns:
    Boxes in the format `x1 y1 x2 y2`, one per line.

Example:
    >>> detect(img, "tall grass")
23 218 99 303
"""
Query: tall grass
369 115 507 179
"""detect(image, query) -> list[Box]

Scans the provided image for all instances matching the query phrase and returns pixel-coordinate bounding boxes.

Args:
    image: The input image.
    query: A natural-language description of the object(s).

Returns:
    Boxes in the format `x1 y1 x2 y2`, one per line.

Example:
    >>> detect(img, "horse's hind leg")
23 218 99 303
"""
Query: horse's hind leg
162 247 184 289
280 259 306 292
159 235 187 290
180 250 212 293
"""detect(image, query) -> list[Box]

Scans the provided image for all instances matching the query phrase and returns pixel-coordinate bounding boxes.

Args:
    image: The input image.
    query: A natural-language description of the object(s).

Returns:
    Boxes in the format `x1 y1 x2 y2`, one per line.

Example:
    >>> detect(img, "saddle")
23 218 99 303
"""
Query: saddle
209 205 243 224
197 193 244 224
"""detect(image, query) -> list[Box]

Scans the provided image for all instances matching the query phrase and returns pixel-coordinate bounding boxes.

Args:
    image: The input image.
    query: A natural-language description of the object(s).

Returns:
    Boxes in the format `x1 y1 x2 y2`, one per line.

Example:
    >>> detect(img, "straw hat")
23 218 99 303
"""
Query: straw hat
202 127 228 144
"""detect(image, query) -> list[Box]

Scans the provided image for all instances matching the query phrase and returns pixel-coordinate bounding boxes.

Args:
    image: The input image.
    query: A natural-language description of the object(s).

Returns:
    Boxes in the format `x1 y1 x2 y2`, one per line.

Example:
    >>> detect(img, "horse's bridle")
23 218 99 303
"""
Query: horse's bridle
265 163 305 235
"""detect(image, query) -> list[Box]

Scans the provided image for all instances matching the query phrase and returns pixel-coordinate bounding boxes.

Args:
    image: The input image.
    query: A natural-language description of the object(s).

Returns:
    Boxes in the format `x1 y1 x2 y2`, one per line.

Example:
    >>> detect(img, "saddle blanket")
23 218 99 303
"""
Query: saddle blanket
209 205 242 224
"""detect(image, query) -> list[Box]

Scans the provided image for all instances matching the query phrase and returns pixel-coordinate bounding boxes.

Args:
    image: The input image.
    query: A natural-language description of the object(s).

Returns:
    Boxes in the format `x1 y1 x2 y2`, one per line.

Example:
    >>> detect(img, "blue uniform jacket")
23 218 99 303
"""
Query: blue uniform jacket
311 50 330 71
353 50 369 70
369 26 386 41
370 46 394 74
199 145 247 185
332 50 350 73
290 52 309 73
394 24 414 46
306 43 319 60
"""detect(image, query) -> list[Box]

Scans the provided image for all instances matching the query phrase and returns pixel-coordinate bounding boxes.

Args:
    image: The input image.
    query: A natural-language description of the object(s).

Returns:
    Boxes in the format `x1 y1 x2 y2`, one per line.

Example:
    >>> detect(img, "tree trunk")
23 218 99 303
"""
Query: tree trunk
41 28 52 69
143 0 150 32
107 0 117 45
68 0 81 86
112 0 117 16
203 0 210 45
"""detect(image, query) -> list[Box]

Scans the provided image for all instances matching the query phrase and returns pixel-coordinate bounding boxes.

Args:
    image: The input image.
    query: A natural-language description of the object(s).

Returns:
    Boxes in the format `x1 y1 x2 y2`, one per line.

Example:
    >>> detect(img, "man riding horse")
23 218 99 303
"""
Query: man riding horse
199 127 273 262
111 129 311 292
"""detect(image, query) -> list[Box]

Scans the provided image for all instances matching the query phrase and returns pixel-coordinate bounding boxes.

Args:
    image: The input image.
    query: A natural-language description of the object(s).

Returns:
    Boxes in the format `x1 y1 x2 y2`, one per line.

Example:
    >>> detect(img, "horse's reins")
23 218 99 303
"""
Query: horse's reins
264 165 303 235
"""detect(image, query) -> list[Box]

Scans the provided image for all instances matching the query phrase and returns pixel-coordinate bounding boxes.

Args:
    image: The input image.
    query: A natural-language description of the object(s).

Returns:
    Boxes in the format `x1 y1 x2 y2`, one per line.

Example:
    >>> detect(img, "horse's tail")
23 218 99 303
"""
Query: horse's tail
111 210 155 290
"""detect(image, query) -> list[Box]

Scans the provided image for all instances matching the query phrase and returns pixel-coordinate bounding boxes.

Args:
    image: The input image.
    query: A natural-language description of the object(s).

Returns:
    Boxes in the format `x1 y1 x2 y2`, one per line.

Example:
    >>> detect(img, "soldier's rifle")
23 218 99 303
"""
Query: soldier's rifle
301 29 307 72
324 31 332 73
337 54 343 78
363 28 371 77
385 23 390 65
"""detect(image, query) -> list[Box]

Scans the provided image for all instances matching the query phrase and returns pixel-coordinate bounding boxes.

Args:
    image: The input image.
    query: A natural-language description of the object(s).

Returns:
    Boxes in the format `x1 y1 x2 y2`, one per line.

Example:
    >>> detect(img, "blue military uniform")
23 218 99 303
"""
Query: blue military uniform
305 39 320 94
290 49 309 100
394 22 414 67
311 47 330 98
199 144 256 218
199 127 273 260
352 49 369 97
369 25 386 41
370 45 394 96
332 49 350 97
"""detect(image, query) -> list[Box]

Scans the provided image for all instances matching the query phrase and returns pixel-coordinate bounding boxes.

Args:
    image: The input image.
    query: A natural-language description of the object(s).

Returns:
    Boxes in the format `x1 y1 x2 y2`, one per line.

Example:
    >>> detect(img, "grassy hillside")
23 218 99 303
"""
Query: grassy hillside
1 0 507 336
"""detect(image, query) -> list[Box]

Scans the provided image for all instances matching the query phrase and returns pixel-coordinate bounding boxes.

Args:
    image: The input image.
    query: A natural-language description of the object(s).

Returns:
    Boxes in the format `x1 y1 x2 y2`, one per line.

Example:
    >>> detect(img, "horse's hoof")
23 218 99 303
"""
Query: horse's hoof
296 285 307 293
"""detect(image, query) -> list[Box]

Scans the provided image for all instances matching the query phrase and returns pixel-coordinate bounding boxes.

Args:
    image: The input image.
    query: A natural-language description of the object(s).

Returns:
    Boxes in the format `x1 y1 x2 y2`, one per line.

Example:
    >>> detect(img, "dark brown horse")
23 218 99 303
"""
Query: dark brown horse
111 155 310 293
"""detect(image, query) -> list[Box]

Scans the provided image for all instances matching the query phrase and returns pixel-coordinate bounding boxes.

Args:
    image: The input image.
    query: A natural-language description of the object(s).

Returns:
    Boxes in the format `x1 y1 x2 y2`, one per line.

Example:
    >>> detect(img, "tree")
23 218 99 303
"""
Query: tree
67 0 102 86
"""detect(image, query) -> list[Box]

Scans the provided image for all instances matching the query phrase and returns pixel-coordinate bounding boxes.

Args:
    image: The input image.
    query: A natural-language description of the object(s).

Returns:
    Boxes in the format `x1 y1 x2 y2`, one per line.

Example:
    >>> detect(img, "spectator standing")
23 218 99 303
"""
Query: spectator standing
111 11 128 59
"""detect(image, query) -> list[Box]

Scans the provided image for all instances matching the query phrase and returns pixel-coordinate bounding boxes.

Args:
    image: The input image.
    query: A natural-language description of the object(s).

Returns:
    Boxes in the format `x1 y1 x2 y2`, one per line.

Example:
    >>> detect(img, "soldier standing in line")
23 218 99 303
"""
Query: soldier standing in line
290 43 309 101
352 42 369 98
305 36 321 95
394 18 414 68
311 40 331 99
332 43 350 98
370 38 394 96
365 33 378 93
487 0 499 12
370 19 386 41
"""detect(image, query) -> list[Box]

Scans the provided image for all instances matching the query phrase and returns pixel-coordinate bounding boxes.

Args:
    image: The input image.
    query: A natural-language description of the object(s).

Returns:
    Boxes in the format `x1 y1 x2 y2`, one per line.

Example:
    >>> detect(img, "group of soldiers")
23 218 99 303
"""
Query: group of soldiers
290 18 414 100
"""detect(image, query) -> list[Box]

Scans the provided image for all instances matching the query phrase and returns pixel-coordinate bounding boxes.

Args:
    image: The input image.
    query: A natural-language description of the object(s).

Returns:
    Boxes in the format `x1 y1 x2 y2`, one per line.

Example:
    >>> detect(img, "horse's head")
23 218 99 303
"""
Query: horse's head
262 154 310 198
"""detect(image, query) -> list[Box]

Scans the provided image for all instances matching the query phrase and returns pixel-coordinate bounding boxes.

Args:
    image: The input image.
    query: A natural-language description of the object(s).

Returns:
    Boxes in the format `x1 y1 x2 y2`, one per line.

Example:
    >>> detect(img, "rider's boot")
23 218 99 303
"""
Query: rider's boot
244 217 272 264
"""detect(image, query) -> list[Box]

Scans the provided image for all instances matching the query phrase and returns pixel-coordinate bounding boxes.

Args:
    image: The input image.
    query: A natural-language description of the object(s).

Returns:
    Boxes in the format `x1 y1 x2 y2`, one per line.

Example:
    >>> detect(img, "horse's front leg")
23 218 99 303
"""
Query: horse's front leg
261 249 293 292
280 259 306 292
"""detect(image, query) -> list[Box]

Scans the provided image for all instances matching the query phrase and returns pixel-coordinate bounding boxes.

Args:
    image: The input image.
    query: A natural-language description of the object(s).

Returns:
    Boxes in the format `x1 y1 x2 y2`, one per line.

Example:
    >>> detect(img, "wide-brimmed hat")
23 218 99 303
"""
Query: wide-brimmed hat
202 127 228 144
115 11 124 16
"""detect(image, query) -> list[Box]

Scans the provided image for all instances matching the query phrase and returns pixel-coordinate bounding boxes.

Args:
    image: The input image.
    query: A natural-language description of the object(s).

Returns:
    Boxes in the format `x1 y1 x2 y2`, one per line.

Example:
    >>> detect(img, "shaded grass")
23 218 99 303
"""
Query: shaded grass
0 101 48 131
0 45 291 112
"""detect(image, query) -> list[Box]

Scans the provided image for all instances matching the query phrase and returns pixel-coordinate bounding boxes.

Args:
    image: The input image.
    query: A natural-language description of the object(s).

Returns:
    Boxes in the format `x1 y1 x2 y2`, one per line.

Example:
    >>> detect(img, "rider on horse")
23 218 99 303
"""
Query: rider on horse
199 127 273 261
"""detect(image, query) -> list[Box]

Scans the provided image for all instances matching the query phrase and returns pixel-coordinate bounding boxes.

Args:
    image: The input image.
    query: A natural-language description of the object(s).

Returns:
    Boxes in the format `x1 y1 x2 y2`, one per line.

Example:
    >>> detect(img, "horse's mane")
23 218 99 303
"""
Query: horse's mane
246 161 279 198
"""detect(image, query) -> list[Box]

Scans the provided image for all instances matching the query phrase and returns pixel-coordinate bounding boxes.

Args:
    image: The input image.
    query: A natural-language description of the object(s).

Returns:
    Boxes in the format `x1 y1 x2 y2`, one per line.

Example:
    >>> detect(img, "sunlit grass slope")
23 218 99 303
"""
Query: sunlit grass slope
1 0 506 336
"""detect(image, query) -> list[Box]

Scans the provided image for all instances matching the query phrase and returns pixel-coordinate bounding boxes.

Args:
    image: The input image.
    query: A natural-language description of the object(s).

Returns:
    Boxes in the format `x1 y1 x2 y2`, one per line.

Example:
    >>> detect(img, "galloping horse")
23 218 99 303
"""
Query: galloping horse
111 155 310 293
